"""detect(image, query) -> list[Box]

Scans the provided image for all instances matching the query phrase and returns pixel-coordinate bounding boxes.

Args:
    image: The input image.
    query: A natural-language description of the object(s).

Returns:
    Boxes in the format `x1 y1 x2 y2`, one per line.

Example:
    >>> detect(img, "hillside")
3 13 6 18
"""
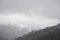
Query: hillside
15 24 60 40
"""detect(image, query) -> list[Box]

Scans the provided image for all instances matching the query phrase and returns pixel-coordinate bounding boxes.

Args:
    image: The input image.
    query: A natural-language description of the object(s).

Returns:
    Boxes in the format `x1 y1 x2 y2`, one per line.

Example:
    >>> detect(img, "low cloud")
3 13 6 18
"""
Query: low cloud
0 10 59 29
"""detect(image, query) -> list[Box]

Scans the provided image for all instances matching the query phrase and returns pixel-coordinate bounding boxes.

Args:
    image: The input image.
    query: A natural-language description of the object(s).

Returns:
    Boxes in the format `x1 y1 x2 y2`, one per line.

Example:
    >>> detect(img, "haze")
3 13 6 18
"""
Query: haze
0 0 60 40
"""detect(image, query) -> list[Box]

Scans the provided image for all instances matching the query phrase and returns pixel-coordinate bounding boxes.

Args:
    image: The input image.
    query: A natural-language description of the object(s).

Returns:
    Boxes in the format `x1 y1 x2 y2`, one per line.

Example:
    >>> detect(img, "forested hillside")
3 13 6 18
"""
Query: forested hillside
15 24 60 40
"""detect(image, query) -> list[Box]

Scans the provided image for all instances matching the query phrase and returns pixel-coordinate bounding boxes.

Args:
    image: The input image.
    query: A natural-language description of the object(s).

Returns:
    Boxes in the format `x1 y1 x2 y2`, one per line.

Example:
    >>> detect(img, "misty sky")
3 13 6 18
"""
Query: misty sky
0 0 60 29
0 0 60 39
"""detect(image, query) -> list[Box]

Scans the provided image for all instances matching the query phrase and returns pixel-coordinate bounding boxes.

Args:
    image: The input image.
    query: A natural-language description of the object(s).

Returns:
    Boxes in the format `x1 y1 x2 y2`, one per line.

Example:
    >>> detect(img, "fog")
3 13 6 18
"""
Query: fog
0 12 59 28
0 0 60 40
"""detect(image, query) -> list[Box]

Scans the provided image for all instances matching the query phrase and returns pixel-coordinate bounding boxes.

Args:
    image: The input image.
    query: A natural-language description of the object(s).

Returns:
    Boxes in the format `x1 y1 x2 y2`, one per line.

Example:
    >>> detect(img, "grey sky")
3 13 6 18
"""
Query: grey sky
0 0 60 27
0 0 60 40
0 0 60 19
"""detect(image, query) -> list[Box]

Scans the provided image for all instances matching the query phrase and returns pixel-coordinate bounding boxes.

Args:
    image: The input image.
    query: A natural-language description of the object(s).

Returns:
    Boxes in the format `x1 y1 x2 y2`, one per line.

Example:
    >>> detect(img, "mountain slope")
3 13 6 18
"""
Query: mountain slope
15 24 60 40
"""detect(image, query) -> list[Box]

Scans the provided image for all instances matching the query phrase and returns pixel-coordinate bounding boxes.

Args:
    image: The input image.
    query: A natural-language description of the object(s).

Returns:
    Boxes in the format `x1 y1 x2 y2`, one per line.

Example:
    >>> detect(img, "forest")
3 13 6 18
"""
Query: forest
15 24 60 40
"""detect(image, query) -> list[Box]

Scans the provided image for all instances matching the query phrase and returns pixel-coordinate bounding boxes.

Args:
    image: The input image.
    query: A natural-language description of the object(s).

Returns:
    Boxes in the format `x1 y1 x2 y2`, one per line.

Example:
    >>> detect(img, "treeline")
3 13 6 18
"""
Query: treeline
15 24 60 40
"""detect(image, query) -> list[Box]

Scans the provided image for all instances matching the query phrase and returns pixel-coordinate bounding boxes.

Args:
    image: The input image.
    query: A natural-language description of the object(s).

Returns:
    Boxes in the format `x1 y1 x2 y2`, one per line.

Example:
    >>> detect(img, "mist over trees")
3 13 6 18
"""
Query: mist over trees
15 24 60 40
0 24 31 40
0 23 60 40
0 24 17 40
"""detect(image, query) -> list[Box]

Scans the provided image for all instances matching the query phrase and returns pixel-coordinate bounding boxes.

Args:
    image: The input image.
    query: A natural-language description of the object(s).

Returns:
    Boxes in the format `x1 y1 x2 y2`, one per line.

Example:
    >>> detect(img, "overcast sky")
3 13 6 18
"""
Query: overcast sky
0 0 60 39
0 0 60 29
